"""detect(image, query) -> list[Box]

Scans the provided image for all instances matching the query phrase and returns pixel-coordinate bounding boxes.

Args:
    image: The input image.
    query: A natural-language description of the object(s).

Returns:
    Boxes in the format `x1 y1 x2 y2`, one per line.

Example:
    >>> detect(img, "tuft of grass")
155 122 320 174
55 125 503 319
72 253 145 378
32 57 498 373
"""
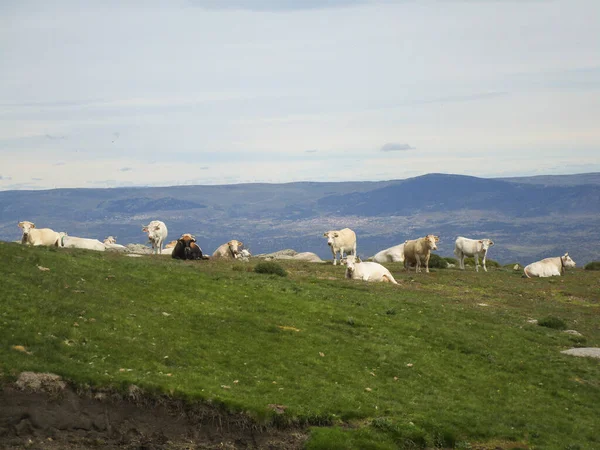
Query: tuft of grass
253 261 287 277
584 261 600 271
538 316 567 330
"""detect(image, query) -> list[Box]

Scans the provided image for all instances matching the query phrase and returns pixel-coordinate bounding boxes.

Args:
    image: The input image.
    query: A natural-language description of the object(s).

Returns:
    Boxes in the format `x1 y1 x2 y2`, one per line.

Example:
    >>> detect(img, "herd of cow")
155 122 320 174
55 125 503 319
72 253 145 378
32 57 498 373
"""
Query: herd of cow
16 220 577 280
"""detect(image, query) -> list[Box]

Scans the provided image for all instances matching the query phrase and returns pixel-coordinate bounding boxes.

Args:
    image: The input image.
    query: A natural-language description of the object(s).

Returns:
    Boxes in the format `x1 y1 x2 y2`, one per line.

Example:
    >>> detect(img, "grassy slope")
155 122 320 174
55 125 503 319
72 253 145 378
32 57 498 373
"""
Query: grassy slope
1 241 599 449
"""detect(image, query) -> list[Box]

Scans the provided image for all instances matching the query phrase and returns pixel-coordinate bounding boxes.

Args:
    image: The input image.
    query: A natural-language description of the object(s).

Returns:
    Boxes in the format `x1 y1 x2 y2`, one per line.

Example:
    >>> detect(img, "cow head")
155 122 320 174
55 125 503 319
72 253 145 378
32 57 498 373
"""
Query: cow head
228 240 243 258
142 223 163 243
478 239 494 252
323 231 339 246
561 252 576 269
425 234 438 251
18 221 35 236
345 255 357 277
104 236 117 245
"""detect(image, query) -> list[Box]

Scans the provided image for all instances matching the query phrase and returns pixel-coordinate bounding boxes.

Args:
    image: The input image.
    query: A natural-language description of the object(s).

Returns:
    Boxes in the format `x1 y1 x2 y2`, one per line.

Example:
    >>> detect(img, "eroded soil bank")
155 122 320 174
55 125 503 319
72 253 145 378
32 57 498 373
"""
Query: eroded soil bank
0 373 307 449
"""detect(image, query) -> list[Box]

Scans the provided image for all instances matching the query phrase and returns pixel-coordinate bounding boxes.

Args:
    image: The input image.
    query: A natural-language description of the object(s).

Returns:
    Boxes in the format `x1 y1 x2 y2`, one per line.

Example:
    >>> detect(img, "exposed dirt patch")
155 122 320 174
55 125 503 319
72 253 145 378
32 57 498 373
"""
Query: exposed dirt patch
0 373 307 449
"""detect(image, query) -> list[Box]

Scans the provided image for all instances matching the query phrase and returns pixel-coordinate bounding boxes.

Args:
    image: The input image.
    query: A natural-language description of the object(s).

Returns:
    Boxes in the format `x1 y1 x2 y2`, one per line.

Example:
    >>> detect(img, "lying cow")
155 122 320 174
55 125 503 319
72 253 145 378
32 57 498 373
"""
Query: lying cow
172 234 205 260
524 253 576 278
103 236 126 251
18 221 61 247
345 255 398 284
454 236 495 272
373 242 406 264
142 220 168 254
212 240 244 259
59 232 106 251
323 228 357 265
404 235 439 273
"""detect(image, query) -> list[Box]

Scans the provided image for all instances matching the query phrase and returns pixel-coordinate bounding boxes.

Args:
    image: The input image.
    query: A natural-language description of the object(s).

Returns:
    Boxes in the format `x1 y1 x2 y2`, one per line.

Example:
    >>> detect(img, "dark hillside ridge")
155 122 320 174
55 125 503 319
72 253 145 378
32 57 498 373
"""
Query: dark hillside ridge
1 173 599 265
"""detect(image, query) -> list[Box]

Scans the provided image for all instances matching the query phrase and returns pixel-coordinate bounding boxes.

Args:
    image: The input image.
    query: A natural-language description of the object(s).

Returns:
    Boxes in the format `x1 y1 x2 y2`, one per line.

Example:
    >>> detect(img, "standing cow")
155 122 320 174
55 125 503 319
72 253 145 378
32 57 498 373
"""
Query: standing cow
454 237 495 272
142 220 168 254
345 255 398 284
323 228 357 265
524 253 576 278
404 235 439 273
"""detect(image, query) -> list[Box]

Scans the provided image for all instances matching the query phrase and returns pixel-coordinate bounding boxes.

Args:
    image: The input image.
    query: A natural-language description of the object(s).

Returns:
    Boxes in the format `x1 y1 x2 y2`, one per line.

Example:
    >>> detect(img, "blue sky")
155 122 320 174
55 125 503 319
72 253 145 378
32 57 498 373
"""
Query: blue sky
1 0 599 190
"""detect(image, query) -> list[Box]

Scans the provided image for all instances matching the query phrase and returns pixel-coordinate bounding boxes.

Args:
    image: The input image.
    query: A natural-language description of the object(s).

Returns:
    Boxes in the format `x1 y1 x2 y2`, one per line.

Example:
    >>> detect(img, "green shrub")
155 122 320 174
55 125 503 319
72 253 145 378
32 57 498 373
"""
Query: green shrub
464 257 500 268
538 316 567 330
584 261 600 271
443 257 458 266
254 261 287 277
428 254 448 269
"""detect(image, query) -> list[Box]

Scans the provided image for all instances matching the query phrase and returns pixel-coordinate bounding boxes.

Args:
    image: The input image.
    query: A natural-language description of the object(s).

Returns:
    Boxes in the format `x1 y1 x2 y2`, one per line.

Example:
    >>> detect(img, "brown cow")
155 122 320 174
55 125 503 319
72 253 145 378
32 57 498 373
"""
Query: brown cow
403 235 439 273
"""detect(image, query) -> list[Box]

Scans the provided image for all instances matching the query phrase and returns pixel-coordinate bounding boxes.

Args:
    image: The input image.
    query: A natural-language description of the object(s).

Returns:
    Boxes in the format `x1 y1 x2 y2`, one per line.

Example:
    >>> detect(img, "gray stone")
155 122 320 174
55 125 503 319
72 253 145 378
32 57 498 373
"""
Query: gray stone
560 348 600 359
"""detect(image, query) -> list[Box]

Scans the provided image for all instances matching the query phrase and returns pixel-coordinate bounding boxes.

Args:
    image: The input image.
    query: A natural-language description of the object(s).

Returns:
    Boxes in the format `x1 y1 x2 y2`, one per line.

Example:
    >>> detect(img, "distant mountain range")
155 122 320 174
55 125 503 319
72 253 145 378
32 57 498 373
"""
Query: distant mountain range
1 172 599 265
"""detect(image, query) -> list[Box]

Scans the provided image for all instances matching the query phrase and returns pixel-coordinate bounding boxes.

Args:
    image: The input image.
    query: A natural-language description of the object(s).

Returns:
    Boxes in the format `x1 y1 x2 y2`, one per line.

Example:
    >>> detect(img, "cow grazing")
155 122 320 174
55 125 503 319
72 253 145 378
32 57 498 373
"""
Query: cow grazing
18 221 61 247
345 255 398 284
373 242 406 264
212 240 244 259
454 236 495 272
59 232 106 251
323 228 357 265
142 220 168 254
172 234 205 260
524 253 576 278
404 235 439 273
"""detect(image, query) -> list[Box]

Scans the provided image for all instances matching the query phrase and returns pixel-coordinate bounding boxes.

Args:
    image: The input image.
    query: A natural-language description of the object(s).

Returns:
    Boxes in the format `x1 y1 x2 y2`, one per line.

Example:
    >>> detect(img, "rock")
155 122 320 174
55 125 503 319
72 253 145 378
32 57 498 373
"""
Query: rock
560 348 600 359
256 249 297 258
563 330 583 336
513 264 520 270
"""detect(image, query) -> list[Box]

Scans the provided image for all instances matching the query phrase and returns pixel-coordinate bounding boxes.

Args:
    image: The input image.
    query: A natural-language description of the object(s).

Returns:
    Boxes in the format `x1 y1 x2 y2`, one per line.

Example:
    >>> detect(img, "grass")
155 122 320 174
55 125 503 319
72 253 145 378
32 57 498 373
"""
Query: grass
1 241 599 449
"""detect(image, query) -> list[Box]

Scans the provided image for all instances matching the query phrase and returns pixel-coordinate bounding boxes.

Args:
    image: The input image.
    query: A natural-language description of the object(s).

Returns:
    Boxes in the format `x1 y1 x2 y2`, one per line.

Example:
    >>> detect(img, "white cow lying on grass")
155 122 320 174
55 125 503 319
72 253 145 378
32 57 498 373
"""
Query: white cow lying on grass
212 240 244 259
323 228 357 265
103 236 126 251
373 242 406 263
142 220 168 254
454 236 495 272
524 253 576 278
59 232 106 251
18 221 61 247
345 255 398 284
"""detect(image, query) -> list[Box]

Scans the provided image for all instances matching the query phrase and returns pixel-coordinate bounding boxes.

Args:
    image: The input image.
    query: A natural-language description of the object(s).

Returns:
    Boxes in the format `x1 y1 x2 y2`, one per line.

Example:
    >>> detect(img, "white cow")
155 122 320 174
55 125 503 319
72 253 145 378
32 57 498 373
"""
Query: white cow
454 237 495 272
524 253 576 278
404 235 439 273
59 232 106 251
18 221 61 247
142 220 168 254
103 236 126 251
373 242 406 264
345 255 398 284
212 240 244 259
323 228 357 265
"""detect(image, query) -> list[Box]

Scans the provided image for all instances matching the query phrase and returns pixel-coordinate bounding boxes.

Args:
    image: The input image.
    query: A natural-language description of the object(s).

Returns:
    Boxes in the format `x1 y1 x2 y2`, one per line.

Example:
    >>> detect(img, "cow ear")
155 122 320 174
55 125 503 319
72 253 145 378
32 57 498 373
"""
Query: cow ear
18 222 23 228
31 224 36 229
478 240 483 244
154 225 161 230
323 232 328 237
334 233 339 237
142 227 148 232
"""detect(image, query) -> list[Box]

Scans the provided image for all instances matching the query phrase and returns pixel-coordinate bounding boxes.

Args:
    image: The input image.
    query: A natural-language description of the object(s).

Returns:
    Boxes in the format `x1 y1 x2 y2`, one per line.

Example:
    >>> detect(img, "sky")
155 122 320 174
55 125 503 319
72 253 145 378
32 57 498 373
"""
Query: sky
1 0 599 190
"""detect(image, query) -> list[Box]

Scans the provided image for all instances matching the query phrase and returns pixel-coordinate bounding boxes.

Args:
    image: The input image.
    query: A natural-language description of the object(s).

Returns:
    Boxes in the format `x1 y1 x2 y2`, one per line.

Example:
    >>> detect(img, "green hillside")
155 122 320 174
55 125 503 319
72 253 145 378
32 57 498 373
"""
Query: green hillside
1 242 599 449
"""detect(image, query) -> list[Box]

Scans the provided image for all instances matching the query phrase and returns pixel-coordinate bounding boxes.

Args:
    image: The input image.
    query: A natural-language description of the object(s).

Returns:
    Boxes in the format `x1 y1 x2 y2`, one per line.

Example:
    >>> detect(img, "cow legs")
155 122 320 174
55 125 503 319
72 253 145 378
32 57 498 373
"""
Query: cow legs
474 254 480 272
482 252 488 272
331 247 338 265
424 254 430 273
458 252 465 270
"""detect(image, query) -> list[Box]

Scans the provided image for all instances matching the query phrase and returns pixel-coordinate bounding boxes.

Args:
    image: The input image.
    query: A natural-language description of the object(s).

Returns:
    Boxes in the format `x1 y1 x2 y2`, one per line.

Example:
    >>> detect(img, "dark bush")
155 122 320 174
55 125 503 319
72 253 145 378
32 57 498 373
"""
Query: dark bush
254 261 287 277
538 316 567 330
428 253 448 269
464 257 500 268
584 261 600 271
